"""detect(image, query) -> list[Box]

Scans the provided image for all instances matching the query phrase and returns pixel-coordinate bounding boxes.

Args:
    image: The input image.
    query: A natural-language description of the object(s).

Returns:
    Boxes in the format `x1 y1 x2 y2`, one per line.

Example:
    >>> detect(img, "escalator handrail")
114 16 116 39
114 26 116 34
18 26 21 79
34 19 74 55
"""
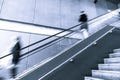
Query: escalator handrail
15 8 120 51
20 31 74 59
0 18 66 31
0 30 74 60
0 9 119 60
16 8 120 51
20 23 79 50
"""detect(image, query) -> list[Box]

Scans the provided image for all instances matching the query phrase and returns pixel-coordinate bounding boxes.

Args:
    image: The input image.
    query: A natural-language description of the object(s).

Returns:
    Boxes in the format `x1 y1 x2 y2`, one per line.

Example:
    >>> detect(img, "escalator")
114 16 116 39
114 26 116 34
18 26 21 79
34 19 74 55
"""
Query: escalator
0 8 120 80
18 25 120 80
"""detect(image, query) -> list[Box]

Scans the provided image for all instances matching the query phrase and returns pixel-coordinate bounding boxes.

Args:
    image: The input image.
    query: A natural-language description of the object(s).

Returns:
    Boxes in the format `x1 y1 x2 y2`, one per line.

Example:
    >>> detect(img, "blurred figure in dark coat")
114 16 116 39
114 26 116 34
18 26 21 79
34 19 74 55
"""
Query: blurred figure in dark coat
9 36 21 78
78 11 89 39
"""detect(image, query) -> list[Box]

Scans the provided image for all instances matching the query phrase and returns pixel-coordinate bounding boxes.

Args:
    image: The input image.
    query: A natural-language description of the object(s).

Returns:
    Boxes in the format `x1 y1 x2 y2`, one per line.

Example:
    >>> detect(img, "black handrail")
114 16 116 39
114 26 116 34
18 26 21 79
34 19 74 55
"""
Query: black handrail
14 9 120 51
0 23 79 60
0 9 119 59
0 30 74 60
20 31 74 59
20 23 80 50
0 18 66 31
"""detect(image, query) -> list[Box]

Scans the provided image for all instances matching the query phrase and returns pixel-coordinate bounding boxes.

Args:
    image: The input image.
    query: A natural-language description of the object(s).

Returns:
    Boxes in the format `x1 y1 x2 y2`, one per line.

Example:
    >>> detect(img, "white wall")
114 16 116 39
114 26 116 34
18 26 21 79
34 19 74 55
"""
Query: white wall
34 0 60 27
0 0 118 29
0 0 98 29
0 0 35 22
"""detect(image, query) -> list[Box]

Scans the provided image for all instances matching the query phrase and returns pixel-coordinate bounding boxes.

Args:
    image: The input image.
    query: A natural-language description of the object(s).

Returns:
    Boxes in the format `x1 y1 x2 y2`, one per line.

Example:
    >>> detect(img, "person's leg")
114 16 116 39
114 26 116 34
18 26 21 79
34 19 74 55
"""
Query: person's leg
81 29 89 39
83 29 89 39
10 66 17 78
0 77 4 80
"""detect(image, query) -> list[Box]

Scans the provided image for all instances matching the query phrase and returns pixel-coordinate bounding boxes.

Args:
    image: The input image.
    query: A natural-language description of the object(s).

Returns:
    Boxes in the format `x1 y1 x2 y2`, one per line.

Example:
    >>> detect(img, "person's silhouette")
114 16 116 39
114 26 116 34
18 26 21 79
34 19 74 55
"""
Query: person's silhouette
78 11 89 39
9 36 21 78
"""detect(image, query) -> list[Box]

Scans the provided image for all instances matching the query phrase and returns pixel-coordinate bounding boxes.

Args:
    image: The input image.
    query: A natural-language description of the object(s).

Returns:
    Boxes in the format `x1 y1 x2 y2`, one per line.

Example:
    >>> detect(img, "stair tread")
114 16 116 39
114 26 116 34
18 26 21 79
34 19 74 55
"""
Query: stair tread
110 52 120 54
99 63 120 66
85 76 104 80
104 57 120 63
113 48 120 52
104 57 120 59
92 70 120 73
98 63 120 71
92 70 120 79
84 48 120 79
109 52 120 58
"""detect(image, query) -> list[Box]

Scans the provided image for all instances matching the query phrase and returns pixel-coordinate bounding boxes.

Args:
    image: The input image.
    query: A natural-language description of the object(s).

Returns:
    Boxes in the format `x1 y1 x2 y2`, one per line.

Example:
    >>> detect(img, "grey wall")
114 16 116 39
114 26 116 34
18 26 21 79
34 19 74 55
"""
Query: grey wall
95 0 118 15
118 3 120 8
0 0 35 22
0 0 118 29
106 1 118 11
34 0 60 27
95 0 108 15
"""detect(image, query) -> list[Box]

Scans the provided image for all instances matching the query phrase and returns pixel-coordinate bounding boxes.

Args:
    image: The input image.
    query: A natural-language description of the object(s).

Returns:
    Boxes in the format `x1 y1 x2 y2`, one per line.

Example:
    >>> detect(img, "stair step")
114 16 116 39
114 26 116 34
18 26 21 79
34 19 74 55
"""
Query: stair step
113 48 120 53
104 57 120 64
109 52 120 58
84 76 104 80
98 63 120 71
92 70 120 80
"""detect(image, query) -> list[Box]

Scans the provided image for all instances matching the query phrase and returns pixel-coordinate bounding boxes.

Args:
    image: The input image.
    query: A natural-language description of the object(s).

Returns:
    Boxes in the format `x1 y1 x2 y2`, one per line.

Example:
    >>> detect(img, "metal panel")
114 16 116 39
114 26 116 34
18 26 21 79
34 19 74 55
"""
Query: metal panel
0 0 35 22
60 0 80 29
34 0 60 27
0 0 4 13
95 0 108 16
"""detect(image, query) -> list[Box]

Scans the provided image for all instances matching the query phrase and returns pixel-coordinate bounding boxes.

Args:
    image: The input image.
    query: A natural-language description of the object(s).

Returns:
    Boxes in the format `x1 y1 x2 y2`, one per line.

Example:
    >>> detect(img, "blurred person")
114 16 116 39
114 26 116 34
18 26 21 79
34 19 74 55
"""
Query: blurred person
0 36 21 79
0 77 4 80
9 36 21 79
93 0 98 3
78 11 89 39
118 12 120 17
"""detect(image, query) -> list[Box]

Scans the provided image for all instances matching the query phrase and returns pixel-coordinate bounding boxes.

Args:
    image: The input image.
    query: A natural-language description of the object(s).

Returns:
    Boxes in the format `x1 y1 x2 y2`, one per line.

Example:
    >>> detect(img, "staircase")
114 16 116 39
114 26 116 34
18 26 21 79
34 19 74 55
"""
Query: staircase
85 48 120 80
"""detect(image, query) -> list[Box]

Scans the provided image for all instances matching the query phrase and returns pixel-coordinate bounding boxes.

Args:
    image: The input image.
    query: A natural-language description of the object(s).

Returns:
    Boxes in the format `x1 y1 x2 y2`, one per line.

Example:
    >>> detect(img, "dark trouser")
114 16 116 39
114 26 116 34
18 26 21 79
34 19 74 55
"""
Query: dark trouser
10 56 19 78
10 66 17 78
0 77 4 80
80 22 88 30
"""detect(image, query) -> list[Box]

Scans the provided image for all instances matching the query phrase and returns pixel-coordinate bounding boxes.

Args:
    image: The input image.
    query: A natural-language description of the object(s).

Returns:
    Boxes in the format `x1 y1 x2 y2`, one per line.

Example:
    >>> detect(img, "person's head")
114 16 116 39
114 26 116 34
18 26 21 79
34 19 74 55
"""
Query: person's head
81 11 85 13
11 36 20 42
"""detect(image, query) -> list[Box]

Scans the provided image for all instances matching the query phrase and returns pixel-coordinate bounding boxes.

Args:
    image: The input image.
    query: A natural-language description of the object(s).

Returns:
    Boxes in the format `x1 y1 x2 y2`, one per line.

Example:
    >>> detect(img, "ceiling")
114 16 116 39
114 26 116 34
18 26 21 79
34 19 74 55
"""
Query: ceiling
107 0 120 4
